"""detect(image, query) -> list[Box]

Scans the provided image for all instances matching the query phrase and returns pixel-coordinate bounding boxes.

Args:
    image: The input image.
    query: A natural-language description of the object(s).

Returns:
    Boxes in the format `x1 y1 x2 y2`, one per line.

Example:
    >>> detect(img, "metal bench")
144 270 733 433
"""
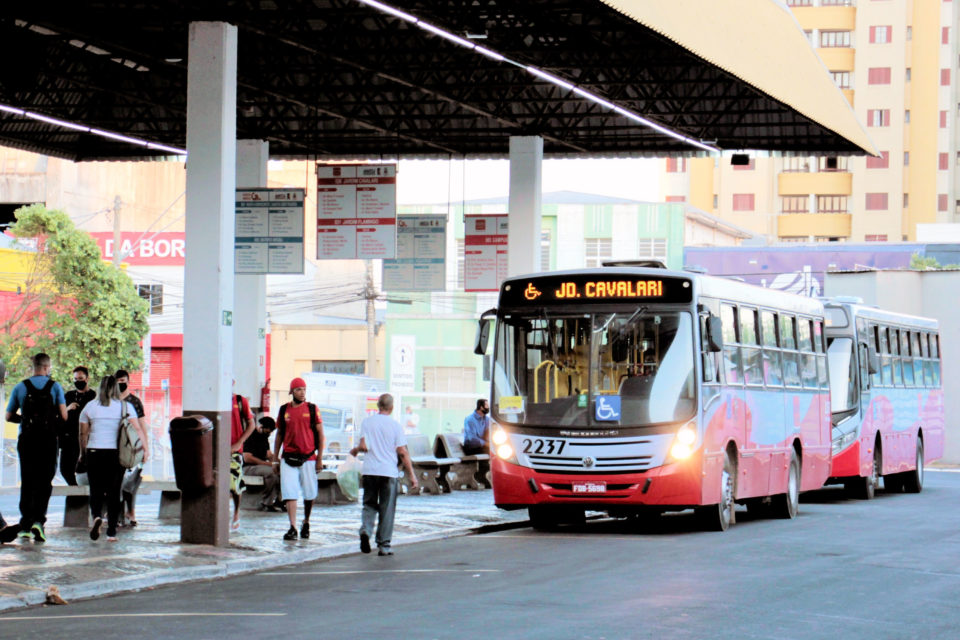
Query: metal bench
434 432 492 490
402 434 460 495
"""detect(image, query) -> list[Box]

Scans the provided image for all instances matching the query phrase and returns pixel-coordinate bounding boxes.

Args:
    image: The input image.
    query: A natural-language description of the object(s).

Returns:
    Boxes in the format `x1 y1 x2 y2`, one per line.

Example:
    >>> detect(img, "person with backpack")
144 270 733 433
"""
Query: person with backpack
115 369 146 527
4 353 68 542
273 377 324 541
229 382 256 531
78 375 148 541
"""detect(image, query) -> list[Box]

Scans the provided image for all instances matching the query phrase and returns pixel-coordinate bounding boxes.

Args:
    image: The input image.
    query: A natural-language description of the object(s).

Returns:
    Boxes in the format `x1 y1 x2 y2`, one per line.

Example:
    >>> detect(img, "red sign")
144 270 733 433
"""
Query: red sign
90 232 186 266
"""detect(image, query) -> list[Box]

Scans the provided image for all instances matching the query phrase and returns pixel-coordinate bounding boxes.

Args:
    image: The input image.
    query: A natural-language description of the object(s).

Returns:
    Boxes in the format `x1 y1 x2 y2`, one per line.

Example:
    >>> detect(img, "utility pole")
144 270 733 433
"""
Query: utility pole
112 195 122 267
365 260 377 377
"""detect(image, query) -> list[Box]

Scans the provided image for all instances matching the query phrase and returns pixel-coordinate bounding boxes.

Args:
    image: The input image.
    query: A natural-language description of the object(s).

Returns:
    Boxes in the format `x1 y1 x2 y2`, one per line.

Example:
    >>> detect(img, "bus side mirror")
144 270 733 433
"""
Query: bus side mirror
474 318 491 355
705 316 723 352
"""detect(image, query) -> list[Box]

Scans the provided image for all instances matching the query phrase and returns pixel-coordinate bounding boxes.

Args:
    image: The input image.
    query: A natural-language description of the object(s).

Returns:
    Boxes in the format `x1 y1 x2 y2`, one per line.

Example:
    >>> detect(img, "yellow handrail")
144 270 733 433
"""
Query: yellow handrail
534 360 558 403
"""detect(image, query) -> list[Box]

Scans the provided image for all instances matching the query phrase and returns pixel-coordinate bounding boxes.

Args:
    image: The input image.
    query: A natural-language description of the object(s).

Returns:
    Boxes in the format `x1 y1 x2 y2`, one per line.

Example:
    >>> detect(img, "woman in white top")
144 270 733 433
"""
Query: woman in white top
79 375 149 541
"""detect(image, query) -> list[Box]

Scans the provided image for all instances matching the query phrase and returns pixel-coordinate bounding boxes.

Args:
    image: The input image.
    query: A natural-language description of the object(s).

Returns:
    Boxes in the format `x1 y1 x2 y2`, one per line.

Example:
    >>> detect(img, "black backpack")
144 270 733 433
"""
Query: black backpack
21 378 59 435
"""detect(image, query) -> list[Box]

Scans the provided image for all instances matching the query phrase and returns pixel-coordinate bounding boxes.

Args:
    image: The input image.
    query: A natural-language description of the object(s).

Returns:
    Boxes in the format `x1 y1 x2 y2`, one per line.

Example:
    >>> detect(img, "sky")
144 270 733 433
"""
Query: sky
394 157 662 206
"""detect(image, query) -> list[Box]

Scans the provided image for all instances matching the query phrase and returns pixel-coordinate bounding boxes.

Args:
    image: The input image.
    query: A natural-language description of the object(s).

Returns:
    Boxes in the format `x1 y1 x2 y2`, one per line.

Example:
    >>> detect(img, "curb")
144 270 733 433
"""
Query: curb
0 517 531 613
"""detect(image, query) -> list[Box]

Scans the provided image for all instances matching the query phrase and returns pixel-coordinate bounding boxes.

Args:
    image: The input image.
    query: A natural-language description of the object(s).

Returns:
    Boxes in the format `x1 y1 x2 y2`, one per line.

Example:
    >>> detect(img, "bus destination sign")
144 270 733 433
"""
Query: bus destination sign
501 274 692 306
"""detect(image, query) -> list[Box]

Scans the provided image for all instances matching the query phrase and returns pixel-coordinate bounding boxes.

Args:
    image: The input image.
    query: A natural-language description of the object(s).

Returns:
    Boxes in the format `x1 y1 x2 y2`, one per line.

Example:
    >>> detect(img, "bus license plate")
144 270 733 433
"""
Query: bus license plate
572 481 606 494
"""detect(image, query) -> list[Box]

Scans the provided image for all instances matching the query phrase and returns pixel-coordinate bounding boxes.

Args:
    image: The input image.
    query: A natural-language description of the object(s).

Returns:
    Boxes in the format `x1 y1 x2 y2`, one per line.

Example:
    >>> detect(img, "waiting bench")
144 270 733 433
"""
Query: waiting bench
52 481 182 527
434 432 492 491
400 434 460 495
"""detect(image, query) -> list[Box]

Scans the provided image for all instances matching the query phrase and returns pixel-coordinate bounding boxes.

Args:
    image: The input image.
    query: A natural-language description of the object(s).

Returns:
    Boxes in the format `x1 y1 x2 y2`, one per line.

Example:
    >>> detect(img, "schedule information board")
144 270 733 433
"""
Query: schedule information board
464 214 508 292
383 214 446 292
317 164 397 259
235 188 305 274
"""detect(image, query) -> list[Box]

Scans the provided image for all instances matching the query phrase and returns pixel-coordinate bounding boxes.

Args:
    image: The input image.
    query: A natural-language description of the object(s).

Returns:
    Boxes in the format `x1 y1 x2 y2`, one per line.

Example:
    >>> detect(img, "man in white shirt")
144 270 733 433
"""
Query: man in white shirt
350 394 418 556
403 405 420 435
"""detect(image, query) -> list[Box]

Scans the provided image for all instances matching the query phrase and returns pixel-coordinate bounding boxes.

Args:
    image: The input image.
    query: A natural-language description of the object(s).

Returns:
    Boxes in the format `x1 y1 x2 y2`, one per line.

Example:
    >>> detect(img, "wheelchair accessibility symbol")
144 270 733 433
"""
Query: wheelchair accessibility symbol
595 395 621 422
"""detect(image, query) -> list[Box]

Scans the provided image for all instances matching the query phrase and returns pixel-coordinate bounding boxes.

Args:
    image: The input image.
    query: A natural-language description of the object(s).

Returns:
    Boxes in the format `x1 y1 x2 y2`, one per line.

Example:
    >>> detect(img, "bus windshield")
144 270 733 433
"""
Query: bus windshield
492 310 696 427
827 337 858 417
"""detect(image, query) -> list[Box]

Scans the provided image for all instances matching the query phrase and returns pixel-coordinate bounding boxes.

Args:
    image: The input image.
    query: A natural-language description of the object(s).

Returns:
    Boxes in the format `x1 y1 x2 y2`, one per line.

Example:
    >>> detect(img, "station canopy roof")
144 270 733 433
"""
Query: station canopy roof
0 0 875 161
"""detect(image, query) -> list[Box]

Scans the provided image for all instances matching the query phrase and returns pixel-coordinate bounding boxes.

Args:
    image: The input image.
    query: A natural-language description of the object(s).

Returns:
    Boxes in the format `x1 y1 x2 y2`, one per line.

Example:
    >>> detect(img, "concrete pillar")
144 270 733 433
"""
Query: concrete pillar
235 140 269 412
181 21 237 546
507 136 543 277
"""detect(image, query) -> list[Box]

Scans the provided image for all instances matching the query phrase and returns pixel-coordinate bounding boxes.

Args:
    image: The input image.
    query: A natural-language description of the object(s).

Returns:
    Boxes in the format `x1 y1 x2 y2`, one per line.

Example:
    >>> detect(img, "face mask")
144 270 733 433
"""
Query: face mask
482 407 489 415
118 382 128 393
74 380 87 390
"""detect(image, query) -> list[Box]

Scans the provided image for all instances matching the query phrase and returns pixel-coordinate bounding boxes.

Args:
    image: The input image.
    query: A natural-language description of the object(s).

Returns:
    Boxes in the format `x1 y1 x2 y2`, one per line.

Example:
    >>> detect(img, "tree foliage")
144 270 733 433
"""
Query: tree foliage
0 204 149 386
909 252 960 271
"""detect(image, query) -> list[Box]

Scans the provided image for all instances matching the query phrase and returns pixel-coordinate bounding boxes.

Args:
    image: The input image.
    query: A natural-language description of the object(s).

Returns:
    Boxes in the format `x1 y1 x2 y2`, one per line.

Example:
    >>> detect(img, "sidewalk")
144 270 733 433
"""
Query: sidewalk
0 490 526 612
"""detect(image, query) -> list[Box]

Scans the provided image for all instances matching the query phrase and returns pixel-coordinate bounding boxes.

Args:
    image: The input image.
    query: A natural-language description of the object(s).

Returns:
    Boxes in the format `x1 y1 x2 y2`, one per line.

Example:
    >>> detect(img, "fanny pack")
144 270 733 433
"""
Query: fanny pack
282 452 312 467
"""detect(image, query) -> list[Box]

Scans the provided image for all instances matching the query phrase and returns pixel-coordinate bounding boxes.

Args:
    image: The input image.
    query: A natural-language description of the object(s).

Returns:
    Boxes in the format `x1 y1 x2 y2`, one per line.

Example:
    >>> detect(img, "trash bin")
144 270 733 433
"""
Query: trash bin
169 415 215 493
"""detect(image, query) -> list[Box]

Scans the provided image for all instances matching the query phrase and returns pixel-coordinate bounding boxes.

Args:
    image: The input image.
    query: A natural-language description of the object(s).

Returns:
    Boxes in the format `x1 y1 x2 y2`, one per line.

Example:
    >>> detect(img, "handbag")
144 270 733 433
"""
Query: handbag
282 451 311 467
117 401 144 470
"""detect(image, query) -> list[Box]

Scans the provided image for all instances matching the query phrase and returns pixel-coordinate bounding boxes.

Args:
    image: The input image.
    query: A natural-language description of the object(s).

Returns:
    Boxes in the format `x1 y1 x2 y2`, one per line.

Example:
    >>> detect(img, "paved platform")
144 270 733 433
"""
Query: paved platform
0 490 526 612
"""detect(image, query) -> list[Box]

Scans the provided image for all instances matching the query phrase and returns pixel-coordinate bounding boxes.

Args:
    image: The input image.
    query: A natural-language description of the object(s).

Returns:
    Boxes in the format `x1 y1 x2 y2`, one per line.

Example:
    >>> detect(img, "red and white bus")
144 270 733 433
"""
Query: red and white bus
824 300 943 497
475 266 831 531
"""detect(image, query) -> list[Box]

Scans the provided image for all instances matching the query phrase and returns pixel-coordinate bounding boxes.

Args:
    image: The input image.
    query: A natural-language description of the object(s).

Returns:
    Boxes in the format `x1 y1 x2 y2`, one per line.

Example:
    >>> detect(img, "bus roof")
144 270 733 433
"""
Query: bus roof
503 267 824 315
824 300 939 330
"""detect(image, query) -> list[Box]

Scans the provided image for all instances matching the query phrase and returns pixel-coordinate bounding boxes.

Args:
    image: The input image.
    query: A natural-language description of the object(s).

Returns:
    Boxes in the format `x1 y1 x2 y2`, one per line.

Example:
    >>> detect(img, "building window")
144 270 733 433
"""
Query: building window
906 26 912 41
905 110 910 123
820 31 852 48
867 109 890 127
940 153 949 170
817 156 847 172
905 68 912 82
712 194 719 209
540 230 551 272
865 193 889 210
782 157 811 173
903 193 909 208
868 68 892 85
904 151 910 166
781 196 809 214
870 26 892 44
665 195 686 203
831 72 851 89
456 238 465 289
732 194 756 211
865 235 888 242
638 238 668 260
311 360 366 375
942 69 951 86
421 366 477 409
778 236 808 243
137 284 163 315
665 158 687 173
866 151 889 169
786 0 812 6
939 194 949 212
944 27 950 44
584 238 612 268
817 195 848 214
821 0 853 4
732 158 755 171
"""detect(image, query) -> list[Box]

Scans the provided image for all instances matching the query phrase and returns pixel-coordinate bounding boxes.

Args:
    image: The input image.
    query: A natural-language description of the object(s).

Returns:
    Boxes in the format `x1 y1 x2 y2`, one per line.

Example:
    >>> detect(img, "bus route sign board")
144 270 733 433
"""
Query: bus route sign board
464 213 508 292
500 274 694 306
382 214 446 291
235 188 305 274
316 164 397 260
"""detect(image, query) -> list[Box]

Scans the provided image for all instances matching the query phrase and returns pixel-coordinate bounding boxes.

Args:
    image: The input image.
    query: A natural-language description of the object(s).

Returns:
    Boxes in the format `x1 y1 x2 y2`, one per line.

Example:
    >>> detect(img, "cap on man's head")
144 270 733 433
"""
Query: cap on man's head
289 377 307 393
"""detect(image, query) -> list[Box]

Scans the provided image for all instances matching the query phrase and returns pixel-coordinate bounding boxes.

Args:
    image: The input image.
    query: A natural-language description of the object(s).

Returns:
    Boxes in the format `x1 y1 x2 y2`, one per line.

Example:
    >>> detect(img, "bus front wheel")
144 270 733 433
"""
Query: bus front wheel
771 449 800 519
696 449 735 532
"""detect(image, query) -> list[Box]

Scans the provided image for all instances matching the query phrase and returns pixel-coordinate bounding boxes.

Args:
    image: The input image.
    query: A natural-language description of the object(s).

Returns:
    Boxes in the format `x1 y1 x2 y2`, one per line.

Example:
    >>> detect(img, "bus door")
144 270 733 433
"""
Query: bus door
718 304 747 461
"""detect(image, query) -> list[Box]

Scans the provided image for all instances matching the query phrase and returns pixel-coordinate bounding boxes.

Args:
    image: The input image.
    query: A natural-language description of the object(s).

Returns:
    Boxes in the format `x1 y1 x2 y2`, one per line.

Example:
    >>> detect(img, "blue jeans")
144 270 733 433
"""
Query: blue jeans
361 475 399 550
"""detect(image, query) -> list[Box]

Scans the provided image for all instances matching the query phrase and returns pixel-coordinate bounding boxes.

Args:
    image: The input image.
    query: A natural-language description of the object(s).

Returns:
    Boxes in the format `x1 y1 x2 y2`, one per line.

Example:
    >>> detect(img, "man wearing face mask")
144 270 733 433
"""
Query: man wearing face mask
115 369 147 526
462 398 491 456
61 366 97 485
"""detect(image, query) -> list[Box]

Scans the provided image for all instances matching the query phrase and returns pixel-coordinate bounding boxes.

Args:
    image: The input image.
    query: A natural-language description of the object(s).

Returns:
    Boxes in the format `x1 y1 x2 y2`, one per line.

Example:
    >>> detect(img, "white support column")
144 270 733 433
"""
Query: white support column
182 21 237 547
235 140 269 412
507 136 543 277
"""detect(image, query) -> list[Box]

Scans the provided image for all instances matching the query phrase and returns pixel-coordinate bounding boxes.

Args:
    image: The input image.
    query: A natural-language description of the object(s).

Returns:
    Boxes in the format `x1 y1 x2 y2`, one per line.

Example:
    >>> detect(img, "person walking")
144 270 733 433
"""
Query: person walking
115 369 146 526
350 393 417 557
462 398 491 455
61 366 96 485
79 375 149 541
243 416 281 511
5 353 68 542
229 386 256 531
273 377 324 541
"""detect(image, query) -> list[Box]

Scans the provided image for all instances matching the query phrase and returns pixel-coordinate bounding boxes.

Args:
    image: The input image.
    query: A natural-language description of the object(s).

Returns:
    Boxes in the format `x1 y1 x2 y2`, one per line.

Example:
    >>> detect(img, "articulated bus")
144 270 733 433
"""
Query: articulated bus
475 266 831 531
824 300 943 498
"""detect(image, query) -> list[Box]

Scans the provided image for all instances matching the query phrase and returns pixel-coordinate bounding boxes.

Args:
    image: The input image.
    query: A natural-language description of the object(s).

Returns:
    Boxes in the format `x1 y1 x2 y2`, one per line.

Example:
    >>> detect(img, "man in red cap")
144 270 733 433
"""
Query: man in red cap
273 377 324 541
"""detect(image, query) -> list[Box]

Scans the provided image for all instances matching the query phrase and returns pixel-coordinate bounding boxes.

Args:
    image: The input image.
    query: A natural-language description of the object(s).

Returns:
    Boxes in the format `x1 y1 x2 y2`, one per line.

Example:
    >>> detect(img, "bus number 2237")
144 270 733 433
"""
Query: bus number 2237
521 438 566 455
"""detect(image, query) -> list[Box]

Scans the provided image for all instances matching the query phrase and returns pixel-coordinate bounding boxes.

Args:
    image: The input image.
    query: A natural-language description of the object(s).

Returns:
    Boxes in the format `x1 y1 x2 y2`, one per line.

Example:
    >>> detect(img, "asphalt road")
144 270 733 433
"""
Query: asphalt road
3 471 960 640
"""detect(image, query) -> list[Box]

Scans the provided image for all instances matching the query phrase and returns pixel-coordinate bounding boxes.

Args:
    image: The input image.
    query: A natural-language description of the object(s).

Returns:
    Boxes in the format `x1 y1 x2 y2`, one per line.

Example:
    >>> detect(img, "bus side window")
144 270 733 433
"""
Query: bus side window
740 307 763 385
858 342 871 392
932 333 941 385
700 315 721 384
901 330 915 386
879 326 892 386
814 320 828 389
761 311 783 387
798 319 818 389
922 333 934 387
721 304 742 386
890 328 903 386
781 315 801 387
871 325 883 387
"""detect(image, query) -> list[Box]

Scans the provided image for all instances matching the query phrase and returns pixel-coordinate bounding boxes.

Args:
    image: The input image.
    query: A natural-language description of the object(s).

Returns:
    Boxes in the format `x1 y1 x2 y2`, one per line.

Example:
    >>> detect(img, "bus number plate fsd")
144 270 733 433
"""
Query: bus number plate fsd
572 481 606 494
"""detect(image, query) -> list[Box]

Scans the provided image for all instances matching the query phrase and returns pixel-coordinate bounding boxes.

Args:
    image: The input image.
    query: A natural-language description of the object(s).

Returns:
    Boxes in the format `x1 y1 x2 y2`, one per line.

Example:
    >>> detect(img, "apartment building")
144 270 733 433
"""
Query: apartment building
659 0 959 242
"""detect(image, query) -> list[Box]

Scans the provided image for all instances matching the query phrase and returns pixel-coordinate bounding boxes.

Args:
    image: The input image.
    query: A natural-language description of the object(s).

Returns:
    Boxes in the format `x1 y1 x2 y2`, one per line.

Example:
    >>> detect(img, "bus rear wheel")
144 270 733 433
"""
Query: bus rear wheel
846 443 880 500
771 449 800 519
902 438 924 494
696 449 735 532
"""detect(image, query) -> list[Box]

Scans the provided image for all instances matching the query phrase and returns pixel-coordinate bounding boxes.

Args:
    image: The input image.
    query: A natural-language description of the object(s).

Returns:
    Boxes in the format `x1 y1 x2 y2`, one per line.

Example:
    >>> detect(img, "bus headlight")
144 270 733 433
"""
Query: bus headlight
670 443 693 460
676 424 696 446
497 443 514 460
669 423 698 461
492 426 508 446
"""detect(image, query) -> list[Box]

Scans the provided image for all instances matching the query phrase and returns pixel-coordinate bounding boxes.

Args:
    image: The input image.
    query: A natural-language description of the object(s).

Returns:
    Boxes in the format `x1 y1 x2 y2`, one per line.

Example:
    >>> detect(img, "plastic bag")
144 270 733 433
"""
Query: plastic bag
336 454 362 502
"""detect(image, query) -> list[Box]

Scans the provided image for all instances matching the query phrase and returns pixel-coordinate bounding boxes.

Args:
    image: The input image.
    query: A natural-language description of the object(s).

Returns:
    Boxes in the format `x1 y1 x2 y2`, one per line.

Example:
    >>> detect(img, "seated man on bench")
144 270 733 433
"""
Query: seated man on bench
243 416 282 512
462 398 490 456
